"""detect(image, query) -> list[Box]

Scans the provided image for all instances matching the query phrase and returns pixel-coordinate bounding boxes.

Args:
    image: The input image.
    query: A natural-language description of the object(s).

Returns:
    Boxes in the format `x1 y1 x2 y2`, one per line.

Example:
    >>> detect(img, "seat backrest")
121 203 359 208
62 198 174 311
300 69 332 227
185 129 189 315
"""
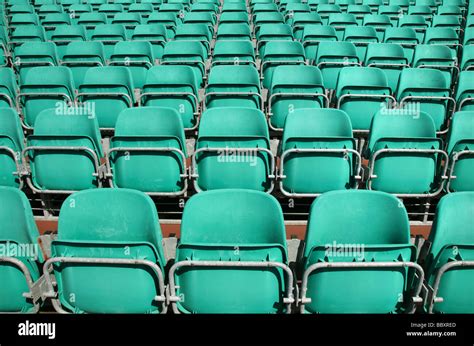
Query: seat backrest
335 66 390 97
21 66 75 95
0 107 24 151
397 68 449 98
63 41 105 62
14 41 58 62
162 40 206 59
207 65 260 88
144 65 198 94
262 40 305 59
111 41 154 61
81 66 133 96
446 111 474 154
316 41 358 61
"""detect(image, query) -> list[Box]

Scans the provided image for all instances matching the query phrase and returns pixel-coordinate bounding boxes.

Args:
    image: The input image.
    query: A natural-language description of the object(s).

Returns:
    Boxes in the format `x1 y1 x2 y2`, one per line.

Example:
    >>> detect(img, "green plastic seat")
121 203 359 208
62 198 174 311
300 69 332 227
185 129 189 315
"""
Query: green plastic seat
184 12 216 33
446 111 474 192
110 41 154 89
219 11 249 25
398 14 428 42
205 65 262 110
141 0 161 10
25 107 103 192
383 27 419 63
378 5 404 26
408 5 433 22
162 40 206 87
308 0 329 11
171 189 291 313
128 3 154 18
437 5 463 16
59 0 82 9
19 66 75 129
60 41 106 87
0 187 43 313
335 67 393 131
88 0 107 11
256 23 294 56
67 4 92 23
423 27 460 58
90 24 127 60
412 44 457 86
363 14 393 41
347 4 372 25
216 23 251 41
365 109 446 196
98 4 124 20
261 40 306 89
300 190 419 313
423 192 474 313
190 2 218 14
111 13 142 38
10 25 46 47
397 68 453 132
108 107 187 194
279 108 360 195
158 2 185 15
194 107 273 192
13 42 59 82
316 4 342 25
48 189 166 313
268 65 327 129
41 13 72 40
327 13 357 40
140 65 199 130
0 108 24 188
284 3 311 19
212 40 256 66
464 28 474 46
9 13 40 31
363 0 383 12
461 46 474 71
343 26 378 61
146 13 178 38
456 71 474 112
253 12 285 36
315 41 359 90
364 43 408 92
77 12 107 36
335 0 355 11
174 24 212 57
432 15 462 32
51 25 87 58
288 12 322 41
77 66 134 130
0 68 18 109
301 25 337 63
131 24 167 59
222 2 248 13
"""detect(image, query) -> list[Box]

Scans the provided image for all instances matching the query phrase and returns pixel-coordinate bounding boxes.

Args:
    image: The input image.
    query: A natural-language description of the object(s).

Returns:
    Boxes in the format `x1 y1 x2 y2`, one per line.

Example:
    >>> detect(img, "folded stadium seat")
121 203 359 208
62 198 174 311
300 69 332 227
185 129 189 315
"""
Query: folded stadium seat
36 0 58 12
364 43 409 92
67 4 92 23
77 13 107 37
284 3 311 18
365 109 447 196
58 0 82 10
60 41 106 87
464 28 474 46
335 0 355 12
18 66 75 129
0 187 44 313
432 15 462 32
301 25 338 63
222 2 248 14
98 4 124 20
445 111 474 192
363 14 393 41
416 0 437 11
8 13 40 33
253 12 285 37
128 3 154 19
363 0 384 13
212 40 256 66
184 12 217 35
383 27 420 64
10 25 46 48
378 5 403 26
398 15 429 43
397 68 454 132
408 5 434 24
0 68 18 109
461 46 474 71
44 189 167 313
255 23 294 56
287 12 322 41
7 4 34 16
316 4 341 25
190 2 219 14
142 0 161 10
192 108 274 192
169 189 293 313
251 2 279 19
107 107 187 195
314 41 360 91
335 67 394 132
111 13 142 39
0 27 8 54
205 65 262 110
422 192 474 313
437 4 464 16
423 27 461 58
24 108 104 193
299 190 423 313
90 24 127 60
13 42 59 83
0 50 7 68
347 5 372 25
278 108 361 196
41 13 72 40
216 23 252 41
88 0 107 11
161 40 206 88
390 0 410 11
173 24 212 58
77 66 134 130
412 45 458 87
260 41 306 89
308 0 329 11
219 12 250 25
328 13 358 41
0 108 24 188
37 4 63 19
158 3 186 16
140 66 199 130
268 65 328 130
146 13 179 39
343 26 379 62
456 71 474 112
131 24 167 59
